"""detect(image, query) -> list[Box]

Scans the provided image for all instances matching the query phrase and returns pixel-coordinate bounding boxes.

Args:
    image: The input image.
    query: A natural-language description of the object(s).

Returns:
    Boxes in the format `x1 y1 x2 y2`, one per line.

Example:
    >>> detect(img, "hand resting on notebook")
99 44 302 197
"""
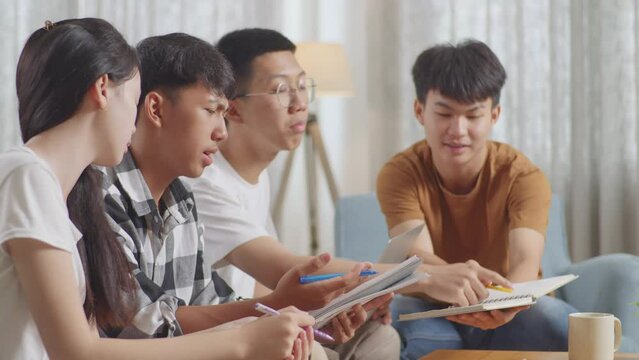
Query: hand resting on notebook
401 259 511 306
445 305 530 330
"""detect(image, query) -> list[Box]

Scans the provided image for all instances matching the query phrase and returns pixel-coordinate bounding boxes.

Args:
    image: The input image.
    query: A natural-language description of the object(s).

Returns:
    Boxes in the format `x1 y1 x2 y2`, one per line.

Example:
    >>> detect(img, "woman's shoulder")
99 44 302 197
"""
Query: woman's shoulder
0 146 57 188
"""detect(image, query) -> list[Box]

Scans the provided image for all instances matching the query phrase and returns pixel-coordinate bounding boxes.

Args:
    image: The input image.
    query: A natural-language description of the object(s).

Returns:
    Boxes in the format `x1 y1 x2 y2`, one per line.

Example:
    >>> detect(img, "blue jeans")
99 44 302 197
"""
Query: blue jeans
391 295 578 360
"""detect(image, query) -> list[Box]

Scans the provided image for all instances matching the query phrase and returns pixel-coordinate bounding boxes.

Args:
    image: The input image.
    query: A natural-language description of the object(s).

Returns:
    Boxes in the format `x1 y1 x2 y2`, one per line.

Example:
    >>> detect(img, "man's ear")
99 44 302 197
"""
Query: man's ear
142 91 165 128
491 104 501 126
90 74 110 110
224 100 244 124
414 99 426 126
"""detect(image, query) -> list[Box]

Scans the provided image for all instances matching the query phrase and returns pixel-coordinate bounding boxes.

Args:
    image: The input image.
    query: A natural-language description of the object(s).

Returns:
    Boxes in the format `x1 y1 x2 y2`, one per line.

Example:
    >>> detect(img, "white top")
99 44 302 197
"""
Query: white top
186 151 276 299
0 146 85 360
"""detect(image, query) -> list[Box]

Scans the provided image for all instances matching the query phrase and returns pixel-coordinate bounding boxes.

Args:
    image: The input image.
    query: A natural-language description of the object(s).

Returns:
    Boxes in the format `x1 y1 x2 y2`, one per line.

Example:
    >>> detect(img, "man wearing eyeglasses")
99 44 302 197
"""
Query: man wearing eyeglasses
187 26 525 360
184 28 402 359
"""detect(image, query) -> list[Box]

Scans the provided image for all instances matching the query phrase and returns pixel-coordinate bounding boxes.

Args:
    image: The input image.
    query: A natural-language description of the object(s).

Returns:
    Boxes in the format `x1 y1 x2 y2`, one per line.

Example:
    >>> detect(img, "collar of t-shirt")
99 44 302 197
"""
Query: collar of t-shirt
427 141 492 204
215 150 265 188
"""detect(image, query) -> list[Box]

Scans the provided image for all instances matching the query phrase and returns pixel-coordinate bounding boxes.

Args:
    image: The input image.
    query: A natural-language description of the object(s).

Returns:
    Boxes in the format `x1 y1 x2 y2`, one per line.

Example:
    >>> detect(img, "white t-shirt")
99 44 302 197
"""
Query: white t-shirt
0 146 85 360
186 151 276 299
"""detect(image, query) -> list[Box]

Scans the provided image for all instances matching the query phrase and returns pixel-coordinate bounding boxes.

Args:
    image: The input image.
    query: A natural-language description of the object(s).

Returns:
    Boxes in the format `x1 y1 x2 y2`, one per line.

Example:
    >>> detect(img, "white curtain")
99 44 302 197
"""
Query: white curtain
0 0 290 145
1 0 637 260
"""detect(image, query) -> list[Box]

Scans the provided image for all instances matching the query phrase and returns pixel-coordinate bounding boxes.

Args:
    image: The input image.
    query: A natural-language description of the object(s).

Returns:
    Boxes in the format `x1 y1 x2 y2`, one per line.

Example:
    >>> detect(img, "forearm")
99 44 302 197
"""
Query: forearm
409 248 448 266
176 293 285 334
10 241 249 360
297 252 447 274
392 274 440 302
83 330 246 360
296 256 361 273
251 253 298 289
507 260 539 282
507 228 545 282
227 237 300 289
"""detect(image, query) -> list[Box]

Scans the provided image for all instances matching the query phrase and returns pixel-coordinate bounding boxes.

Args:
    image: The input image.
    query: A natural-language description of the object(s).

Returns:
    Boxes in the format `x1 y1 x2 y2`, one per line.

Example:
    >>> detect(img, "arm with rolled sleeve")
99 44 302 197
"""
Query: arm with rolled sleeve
102 190 233 338
103 193 185 338
506 168 552 282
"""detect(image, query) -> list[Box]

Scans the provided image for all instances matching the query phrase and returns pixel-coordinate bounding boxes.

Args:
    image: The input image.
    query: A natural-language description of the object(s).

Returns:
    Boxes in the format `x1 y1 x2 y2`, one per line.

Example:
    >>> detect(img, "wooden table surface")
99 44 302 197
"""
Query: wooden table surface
420 350 639 359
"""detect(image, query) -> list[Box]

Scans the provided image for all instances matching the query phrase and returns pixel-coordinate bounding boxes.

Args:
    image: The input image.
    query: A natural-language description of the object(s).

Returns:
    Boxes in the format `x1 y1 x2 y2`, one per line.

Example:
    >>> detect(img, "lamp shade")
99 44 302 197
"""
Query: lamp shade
295 42 355 97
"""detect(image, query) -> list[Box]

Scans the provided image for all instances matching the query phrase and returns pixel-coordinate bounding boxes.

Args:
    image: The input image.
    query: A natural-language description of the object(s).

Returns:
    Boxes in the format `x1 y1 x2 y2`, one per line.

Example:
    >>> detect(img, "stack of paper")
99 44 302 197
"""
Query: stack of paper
310 256 427 328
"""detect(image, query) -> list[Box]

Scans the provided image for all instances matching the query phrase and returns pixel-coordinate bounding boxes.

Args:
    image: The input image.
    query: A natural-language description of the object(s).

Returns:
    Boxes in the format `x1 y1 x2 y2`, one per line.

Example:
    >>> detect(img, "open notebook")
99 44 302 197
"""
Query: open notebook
399 274 579 321
310 256 428 329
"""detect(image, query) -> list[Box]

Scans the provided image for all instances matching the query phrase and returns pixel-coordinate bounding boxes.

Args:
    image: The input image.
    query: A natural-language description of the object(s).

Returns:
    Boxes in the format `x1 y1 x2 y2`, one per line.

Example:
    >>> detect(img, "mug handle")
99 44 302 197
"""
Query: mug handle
614 317 622 352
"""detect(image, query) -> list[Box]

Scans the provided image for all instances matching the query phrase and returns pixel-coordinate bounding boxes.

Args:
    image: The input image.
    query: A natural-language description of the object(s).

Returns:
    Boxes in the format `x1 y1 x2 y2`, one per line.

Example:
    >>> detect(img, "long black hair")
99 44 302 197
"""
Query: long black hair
16 18 139 328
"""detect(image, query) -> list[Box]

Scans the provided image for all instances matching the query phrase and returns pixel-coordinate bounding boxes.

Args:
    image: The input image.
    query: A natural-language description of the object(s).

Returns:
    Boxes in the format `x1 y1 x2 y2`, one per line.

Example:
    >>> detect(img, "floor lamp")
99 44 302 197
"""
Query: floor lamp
272 42 355 255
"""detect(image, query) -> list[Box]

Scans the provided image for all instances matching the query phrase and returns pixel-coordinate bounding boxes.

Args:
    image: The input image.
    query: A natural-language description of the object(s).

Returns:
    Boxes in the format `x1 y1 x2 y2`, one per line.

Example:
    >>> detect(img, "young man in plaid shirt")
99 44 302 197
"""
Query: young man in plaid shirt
101 32 388 344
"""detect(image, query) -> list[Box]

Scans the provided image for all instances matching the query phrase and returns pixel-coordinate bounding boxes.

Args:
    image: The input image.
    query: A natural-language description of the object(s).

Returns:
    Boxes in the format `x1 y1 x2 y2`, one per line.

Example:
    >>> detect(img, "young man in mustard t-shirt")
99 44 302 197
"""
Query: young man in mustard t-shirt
377 40 577 359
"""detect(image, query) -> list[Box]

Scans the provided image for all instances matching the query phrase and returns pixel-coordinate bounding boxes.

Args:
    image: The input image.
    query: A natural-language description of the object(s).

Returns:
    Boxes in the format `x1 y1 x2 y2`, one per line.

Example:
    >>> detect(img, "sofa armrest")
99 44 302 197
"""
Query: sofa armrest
558 253 639 348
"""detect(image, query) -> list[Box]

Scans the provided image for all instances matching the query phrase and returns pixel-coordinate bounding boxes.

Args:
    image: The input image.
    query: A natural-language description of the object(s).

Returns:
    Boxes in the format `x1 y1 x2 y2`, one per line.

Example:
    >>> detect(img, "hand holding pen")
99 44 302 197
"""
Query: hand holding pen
255 303 335 342
299 270 378 284
272 253 374 311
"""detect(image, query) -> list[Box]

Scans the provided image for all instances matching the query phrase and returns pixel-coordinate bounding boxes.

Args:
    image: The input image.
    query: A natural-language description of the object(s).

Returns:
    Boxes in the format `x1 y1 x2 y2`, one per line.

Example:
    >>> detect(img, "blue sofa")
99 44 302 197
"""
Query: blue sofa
334 193 639 351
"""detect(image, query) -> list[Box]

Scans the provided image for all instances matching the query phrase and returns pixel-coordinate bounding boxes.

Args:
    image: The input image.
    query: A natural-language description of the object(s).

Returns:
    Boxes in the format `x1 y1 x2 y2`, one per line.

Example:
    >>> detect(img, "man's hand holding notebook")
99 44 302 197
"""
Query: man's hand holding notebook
398 274 579 321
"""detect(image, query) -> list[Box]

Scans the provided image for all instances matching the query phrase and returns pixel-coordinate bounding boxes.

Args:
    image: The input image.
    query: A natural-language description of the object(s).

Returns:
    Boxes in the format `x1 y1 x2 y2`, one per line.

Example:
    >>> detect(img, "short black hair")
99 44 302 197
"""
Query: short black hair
216 28 296 93
412 39 507 107
136 32 234 103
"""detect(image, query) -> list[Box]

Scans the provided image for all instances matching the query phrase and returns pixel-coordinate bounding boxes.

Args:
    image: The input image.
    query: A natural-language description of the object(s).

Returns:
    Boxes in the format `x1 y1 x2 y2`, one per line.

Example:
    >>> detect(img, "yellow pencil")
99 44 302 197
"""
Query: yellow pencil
486 284 513 293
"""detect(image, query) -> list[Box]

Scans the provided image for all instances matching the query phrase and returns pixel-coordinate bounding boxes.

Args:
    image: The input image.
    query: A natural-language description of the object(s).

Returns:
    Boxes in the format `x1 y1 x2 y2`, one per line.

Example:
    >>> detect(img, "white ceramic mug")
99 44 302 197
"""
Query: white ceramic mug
569 312 622 360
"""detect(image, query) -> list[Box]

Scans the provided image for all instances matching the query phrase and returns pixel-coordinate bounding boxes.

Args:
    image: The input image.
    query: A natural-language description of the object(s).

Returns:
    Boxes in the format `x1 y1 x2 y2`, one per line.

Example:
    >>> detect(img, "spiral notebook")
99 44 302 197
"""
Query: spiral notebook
310 255 428 328
399 274 579 321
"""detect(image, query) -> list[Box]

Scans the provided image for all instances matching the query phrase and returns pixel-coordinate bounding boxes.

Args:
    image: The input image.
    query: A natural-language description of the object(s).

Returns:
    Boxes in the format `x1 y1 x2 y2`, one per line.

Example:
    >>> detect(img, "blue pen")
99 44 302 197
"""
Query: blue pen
299 270 378 284
254 303 335 342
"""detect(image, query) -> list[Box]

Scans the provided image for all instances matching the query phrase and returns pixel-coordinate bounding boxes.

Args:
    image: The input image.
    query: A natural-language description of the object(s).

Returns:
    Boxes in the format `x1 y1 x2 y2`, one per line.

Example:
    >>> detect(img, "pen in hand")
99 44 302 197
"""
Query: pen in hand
254 303 335 343
299 270 378 284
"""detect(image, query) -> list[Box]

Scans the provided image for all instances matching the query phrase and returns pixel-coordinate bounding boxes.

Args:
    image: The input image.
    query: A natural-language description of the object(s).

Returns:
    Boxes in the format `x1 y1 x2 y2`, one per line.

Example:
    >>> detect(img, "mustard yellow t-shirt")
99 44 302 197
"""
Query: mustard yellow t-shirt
376 140 551 276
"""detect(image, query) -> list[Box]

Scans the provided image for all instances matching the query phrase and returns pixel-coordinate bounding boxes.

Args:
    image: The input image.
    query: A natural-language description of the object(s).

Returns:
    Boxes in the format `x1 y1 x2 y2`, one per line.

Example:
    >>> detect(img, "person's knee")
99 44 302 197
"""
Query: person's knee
525 297 574 327
391 296 452 338
357 323 401 360
395 317 463 359
331 321 401 360
391 295 437 317
312 342 330 360
517 297 573 348
391 296 464 358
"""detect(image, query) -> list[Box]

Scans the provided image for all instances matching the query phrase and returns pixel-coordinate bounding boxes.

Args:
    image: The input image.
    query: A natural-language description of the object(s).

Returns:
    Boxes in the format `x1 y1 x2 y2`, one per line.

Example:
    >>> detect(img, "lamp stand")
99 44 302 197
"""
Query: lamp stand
272 113 339 255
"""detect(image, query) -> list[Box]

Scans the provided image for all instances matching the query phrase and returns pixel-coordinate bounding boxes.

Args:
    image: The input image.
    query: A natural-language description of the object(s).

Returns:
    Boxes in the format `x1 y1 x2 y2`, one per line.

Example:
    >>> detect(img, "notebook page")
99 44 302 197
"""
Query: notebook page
483 274 579 303
314 272 427 328
309 256 423 326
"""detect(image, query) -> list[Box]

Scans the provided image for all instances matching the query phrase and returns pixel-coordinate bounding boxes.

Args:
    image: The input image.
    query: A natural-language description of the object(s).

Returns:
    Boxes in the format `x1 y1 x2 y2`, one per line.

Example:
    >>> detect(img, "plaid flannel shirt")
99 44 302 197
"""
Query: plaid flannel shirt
101 151 234 338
